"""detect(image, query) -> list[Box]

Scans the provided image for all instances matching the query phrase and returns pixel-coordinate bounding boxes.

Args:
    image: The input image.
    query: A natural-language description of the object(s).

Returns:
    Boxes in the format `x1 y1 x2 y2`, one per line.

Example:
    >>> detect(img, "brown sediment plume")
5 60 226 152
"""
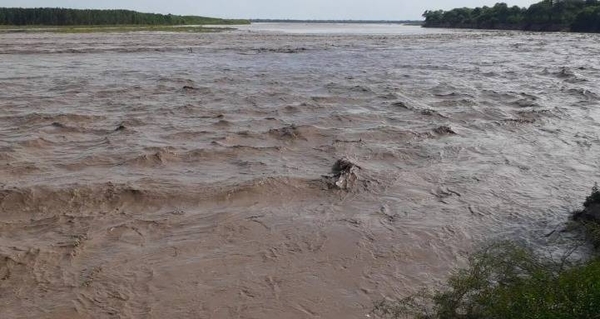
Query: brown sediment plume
0 29 598 318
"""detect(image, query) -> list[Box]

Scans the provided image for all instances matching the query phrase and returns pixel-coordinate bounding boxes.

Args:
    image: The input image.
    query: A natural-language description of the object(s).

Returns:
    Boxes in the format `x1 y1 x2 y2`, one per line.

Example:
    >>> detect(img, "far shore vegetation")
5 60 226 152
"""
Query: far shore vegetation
374 184 600 319
0 7 248 31
0 25 234 34
423 0 600 32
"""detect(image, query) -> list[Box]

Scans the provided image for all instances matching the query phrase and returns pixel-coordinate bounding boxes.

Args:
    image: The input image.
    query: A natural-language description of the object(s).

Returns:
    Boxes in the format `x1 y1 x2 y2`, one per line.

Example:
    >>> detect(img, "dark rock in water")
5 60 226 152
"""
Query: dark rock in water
214 119 231 127
115 124 127 131
182 85 197 91
269 125 302 140
557 67 575 78
256 47 307 54
352 85 372 93
391 101 409 109
332 158 360 175
379 93 398 100
433 125 456 135
324 158 362 190
513 98 541 108
501 118 536 125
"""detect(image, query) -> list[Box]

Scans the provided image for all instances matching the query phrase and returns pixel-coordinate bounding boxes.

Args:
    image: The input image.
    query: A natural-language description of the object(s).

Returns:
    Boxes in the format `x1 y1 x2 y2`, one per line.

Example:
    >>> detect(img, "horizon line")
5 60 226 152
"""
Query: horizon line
0 7 422 21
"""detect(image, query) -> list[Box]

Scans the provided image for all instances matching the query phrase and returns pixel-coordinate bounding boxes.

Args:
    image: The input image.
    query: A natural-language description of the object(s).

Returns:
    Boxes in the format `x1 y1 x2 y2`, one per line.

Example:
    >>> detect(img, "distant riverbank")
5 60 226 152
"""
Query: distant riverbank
0 25 236 34
250 19 422 25
0 7 249 26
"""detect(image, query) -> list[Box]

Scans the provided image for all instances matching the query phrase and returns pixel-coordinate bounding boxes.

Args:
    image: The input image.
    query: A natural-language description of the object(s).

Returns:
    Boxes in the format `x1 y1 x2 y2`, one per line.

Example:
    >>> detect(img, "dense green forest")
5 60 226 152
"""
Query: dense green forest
423 0 600 32
0 7 249 26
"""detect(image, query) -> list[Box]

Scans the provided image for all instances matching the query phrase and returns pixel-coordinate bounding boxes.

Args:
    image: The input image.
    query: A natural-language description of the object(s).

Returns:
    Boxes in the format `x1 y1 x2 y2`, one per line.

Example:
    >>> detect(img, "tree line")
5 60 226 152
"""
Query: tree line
423 0 600 32
0 7 249 26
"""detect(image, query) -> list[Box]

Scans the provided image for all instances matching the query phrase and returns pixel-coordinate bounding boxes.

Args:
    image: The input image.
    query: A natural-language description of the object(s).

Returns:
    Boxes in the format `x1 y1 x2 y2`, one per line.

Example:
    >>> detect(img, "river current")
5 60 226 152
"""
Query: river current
0 25 599 318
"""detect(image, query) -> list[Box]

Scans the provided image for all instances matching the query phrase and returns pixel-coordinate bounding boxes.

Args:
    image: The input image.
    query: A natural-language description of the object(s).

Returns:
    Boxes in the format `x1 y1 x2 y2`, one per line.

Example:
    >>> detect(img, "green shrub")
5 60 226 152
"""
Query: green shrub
374 242 600 319
375 184 600 319
583 183 600 208
577 221 600 249
573 183 600 248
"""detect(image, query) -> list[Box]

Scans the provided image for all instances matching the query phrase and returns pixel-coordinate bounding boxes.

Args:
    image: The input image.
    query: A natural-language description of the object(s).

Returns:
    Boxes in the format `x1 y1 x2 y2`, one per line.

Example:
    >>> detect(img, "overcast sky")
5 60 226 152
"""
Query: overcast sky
2 1 540 20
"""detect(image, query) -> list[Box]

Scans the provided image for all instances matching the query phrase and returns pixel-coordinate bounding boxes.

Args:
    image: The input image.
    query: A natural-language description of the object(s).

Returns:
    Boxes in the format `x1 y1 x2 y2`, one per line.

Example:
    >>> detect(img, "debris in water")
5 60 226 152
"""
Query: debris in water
433 125 456 135
324 158 362 190
391 101 409 109
558 67 575 78
269 124 302 140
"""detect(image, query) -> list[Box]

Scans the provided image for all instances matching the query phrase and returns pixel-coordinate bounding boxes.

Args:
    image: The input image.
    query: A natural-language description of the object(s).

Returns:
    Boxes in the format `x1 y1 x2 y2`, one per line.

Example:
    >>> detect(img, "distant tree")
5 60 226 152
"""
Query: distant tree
0 7 248 26
572 5 600 31
423 0 600 32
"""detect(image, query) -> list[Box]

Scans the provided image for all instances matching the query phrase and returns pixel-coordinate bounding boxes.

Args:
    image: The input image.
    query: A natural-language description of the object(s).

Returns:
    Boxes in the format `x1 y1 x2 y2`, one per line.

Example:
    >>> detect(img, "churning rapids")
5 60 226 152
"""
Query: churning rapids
1 27 599 318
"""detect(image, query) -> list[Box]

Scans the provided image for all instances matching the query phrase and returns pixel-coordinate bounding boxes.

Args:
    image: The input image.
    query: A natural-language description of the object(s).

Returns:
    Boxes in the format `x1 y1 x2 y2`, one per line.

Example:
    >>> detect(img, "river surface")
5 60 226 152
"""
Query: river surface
0 25 599 318
233 22 453 35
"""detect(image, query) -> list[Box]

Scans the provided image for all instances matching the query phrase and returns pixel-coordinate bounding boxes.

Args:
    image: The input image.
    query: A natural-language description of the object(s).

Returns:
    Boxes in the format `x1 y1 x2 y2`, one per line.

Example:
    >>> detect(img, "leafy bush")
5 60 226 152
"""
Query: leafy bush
583 183 600 208
573 183 600 247
374 242 600 319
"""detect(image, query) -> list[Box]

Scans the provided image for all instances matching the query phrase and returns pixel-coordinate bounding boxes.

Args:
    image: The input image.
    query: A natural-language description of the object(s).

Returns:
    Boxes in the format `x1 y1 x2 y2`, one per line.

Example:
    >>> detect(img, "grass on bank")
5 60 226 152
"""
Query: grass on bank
0 25 235 33
374 185 600 319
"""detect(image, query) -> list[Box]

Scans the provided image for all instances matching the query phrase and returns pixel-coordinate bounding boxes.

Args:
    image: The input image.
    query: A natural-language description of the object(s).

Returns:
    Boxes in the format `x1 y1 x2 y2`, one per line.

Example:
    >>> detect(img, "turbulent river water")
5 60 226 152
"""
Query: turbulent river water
0 25 599 318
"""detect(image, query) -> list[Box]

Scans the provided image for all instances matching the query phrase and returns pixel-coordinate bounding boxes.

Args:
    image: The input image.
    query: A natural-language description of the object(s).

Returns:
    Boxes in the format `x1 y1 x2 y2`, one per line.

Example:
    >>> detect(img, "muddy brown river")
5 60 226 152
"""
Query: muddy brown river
1 25 599 318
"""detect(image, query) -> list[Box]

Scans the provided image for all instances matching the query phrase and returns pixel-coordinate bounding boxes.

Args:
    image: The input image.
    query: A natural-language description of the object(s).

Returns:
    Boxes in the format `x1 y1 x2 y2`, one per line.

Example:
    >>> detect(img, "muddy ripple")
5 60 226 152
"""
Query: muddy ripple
0 29 599 318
